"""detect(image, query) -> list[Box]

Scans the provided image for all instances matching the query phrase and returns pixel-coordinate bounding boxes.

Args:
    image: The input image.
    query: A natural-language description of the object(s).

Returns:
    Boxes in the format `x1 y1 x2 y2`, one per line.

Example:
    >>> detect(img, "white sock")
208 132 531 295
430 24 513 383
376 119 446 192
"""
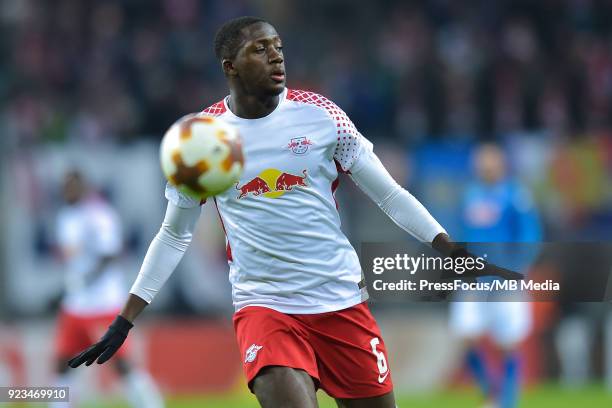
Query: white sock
556 317 592 386
124 370 164 408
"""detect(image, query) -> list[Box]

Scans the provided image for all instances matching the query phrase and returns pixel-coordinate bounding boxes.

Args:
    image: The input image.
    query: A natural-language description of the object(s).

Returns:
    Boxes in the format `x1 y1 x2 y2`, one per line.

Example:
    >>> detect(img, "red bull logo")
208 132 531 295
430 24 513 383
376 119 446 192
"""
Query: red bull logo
286 137 313 155
236 168 308 199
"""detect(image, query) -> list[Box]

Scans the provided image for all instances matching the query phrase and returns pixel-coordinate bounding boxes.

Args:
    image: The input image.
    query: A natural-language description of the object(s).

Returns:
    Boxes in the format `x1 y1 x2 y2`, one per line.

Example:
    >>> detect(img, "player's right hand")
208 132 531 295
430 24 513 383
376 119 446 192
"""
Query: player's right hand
68 315 133 367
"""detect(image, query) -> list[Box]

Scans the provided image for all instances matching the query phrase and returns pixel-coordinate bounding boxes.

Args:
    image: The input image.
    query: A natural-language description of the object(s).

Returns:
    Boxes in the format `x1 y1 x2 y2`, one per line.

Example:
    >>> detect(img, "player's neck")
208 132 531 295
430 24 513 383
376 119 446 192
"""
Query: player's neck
227 90 280 119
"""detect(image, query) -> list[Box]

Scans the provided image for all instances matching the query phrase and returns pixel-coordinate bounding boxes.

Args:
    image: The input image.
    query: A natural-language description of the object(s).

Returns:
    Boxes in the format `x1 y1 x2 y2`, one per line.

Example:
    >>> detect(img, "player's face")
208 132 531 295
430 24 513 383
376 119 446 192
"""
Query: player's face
63 173 85 204
475 145 505 184
232 23 285 96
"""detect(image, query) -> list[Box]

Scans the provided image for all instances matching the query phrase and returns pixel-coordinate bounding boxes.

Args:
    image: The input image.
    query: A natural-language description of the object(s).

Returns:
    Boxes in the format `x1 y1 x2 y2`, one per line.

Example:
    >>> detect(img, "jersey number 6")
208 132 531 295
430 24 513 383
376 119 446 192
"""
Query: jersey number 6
370 337 389 382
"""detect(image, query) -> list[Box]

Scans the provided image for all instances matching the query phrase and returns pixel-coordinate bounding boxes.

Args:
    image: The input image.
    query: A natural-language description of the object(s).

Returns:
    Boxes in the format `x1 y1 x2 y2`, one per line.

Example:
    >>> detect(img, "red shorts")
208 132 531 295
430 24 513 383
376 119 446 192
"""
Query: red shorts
233 302 393 399
55 309 129 360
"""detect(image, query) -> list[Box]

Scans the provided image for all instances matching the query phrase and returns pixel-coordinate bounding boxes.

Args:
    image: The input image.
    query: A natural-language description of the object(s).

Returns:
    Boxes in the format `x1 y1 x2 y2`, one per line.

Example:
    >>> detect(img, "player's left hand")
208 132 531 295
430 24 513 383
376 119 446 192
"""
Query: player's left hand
477 261 524 280
68 315 133 367
443 247 524 280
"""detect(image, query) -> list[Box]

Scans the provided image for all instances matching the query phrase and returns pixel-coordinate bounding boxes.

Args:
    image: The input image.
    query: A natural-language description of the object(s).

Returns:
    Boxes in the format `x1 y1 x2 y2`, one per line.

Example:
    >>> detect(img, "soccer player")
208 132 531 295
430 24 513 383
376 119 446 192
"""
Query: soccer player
68 17 510 407
449 143 542 408
54 170 164 408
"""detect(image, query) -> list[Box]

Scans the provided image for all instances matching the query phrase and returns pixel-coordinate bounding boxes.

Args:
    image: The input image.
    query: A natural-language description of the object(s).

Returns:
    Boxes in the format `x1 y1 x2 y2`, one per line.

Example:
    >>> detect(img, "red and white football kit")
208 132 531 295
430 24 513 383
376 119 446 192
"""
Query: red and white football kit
55 197 128 359
131 88 446 397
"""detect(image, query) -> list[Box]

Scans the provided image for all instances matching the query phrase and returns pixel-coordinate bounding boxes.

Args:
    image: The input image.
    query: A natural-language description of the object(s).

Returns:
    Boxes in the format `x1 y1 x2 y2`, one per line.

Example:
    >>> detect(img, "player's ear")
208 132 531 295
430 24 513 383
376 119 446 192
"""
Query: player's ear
222 59 237 77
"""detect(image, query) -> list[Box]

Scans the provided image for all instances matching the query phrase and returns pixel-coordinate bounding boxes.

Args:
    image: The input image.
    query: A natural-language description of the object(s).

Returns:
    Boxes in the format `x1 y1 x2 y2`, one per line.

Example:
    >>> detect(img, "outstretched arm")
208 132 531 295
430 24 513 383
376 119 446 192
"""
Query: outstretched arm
128 201 201 308
349 151 522 280
349 150 522 279
123 199 202 321
326 96 520 279
348 149 447 245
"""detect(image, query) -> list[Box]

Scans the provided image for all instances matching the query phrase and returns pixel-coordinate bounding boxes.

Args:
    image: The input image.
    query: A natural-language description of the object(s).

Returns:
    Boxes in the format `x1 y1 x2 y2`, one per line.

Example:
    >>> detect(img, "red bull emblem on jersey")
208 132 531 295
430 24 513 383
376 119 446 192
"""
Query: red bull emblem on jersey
236 168 308 199
286 136 313 155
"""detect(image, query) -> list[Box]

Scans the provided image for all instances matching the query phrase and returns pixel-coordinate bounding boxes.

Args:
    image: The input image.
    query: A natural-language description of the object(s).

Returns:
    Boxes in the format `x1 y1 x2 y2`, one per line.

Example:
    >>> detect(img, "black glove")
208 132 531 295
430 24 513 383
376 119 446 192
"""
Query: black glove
68 315 133 367
440 247 524 281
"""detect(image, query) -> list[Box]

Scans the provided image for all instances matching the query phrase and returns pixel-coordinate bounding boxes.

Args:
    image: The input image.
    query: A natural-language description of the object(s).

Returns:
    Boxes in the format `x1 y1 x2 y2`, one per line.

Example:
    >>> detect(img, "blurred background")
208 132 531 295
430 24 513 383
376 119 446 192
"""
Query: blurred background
1 0 612 406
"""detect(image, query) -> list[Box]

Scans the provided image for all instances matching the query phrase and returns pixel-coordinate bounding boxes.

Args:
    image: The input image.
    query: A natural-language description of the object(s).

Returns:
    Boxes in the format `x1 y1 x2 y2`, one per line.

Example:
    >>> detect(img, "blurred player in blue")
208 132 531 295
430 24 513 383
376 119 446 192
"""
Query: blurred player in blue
450 143 542 408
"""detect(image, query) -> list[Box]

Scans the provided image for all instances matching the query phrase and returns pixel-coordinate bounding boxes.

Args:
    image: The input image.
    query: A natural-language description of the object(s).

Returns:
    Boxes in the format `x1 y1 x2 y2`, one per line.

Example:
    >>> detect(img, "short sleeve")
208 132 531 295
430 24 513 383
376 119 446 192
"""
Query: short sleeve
165 183 201 208
330 106 373 172
285 89 373 172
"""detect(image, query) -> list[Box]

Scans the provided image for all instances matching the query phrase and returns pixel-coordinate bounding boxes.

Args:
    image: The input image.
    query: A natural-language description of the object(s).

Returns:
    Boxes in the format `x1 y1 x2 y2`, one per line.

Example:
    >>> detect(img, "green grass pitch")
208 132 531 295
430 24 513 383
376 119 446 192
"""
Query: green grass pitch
167 385 610 408
8 384 611 407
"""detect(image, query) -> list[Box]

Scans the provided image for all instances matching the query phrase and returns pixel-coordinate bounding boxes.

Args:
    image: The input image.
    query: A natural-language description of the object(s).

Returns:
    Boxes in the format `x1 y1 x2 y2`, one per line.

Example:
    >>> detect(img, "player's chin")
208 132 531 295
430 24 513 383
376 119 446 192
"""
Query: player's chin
265 79 286 95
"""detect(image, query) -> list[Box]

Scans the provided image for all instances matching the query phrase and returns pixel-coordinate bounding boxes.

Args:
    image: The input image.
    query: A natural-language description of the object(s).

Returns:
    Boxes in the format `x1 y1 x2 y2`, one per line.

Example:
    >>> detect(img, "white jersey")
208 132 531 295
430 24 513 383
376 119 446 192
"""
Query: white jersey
167 88 372 314
57 196 125 315
450 301 531 347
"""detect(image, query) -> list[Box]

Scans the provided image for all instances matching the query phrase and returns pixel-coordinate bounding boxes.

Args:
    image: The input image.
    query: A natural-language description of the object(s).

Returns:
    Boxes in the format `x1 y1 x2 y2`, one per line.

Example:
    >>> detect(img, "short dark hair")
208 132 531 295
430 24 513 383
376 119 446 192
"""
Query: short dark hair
214 16 270 61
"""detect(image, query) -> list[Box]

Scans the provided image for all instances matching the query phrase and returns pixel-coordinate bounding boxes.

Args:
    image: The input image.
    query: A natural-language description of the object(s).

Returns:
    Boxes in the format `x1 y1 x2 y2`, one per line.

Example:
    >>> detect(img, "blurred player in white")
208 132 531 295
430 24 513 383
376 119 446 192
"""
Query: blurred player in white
450 144 542 408
53 170 164 408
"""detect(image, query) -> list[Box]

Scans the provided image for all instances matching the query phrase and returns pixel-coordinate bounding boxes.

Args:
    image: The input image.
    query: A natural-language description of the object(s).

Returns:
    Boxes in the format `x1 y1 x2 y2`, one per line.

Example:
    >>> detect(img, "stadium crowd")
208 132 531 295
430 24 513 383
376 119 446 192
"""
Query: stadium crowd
3 0 612 144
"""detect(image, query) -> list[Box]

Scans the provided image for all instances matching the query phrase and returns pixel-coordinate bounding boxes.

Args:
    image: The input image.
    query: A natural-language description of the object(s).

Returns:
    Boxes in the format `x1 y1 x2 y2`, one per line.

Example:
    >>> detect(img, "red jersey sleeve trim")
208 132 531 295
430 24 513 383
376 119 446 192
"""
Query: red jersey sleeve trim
201 100 227 117
286 89 363 173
